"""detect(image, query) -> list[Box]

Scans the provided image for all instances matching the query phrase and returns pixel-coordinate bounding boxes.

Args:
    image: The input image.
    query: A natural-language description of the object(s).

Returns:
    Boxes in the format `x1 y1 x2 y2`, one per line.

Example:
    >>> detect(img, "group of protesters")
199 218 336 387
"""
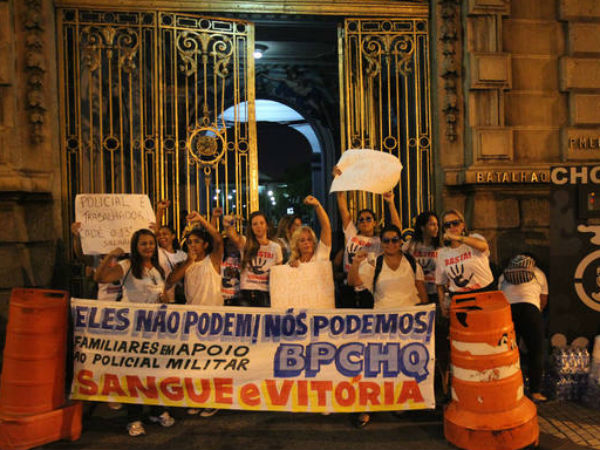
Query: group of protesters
71 165 549 435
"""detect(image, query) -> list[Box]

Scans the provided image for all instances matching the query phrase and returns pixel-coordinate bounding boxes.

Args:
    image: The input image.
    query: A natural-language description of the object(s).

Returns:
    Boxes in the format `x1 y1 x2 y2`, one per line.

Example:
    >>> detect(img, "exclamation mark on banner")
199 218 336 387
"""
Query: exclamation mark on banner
252 314 261 343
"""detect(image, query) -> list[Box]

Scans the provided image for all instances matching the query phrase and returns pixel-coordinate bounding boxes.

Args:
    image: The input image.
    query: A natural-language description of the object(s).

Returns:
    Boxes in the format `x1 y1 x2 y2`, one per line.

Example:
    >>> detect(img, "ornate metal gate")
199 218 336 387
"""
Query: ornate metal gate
339 18 432 227
58 9 257 237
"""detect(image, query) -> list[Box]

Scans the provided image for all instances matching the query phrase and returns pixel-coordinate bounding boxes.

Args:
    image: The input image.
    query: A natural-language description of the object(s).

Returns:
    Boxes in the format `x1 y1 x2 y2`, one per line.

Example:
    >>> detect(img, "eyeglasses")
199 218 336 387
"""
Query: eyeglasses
358 216 373 223
443 219 462 229
382 236 401 244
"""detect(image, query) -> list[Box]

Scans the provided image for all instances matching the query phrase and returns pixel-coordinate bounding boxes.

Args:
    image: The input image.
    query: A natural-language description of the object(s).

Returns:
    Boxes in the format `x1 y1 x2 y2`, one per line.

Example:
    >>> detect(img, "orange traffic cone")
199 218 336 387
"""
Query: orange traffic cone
443 291 538 450
0 288 81 450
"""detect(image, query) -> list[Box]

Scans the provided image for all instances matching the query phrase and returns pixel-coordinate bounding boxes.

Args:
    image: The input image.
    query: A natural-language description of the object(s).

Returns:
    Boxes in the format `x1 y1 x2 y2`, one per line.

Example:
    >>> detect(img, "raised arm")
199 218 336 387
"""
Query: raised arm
383 191 402 229
304 195 331 247
333 166 352 230
151 199 170 234
71 222 94 266
94 247 125 283
211 207 223 230
187 211 224 270
223 214 244 251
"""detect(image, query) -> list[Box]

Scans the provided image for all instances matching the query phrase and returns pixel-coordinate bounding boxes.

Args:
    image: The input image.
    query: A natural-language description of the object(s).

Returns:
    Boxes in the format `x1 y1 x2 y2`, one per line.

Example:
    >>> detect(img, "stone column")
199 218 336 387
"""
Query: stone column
0 0 63 335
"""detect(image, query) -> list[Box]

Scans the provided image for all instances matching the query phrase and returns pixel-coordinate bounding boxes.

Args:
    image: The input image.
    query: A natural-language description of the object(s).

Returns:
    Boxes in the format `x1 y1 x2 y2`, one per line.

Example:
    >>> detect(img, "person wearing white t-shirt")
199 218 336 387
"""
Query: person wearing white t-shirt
288 195 332 266
435 209 495 316
347 224 428 428
332 165 402 308
167 211 224 307
499 254 548 402
225 211 282 307
95 229 175 437
156 225 187 303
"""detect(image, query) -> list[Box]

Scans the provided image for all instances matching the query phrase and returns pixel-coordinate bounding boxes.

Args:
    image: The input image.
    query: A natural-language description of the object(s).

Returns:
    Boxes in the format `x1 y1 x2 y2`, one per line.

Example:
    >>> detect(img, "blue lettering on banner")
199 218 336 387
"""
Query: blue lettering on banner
273 341 430 382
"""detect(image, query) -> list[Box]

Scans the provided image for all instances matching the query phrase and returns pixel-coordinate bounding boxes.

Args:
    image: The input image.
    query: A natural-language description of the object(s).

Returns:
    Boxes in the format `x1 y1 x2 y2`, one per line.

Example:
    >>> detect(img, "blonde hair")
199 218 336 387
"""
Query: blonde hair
288 226 318 265
441 209 468 234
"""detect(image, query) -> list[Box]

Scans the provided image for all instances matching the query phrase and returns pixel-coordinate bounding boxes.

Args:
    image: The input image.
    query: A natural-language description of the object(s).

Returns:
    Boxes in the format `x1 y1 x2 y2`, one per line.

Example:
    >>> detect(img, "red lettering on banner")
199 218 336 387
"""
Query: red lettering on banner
359 382 380 405
240 383 261 406
265 380 293 406
384 382 395 405
126 375 158 399
297 380 308 406
160 377 184 401
334 381 356 407
214 378 233 404
185 378 211 403
101 374 127 396
397 380 424 404
311 381 333 406
77 369 97 395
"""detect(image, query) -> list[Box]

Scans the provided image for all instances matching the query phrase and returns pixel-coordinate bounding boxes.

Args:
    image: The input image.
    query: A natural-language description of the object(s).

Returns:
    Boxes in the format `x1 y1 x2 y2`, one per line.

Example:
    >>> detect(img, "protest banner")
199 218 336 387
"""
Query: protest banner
330 149 402 194
69 300 435 412
270 261 335 309
75 194 156 255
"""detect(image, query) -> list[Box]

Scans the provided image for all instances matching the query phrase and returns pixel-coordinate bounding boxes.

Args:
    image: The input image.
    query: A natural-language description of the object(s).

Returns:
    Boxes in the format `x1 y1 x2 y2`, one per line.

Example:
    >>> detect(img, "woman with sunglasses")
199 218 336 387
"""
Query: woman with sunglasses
95 229 175 436
347 224 427 428
435 209 495 315
333 166 402 308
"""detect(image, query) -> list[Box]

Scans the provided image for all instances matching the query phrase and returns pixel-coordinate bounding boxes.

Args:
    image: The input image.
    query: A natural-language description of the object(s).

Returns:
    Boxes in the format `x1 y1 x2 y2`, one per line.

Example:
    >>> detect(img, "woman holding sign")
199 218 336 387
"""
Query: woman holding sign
288 195 331 266
333 166 402 308
95 229 175 436
225 211 282 307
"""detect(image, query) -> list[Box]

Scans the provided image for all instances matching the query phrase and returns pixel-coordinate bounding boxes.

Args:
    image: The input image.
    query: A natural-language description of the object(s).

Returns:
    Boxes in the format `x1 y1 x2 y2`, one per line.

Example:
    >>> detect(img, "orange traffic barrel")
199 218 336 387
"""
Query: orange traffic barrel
443 291 538 450
0 288 69 416
0 401 82 450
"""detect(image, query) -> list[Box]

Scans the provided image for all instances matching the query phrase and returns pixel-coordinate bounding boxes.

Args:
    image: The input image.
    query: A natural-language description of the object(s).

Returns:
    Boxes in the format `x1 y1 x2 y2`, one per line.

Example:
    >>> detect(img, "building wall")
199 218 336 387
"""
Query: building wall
0 0 64 338
436 0 600 271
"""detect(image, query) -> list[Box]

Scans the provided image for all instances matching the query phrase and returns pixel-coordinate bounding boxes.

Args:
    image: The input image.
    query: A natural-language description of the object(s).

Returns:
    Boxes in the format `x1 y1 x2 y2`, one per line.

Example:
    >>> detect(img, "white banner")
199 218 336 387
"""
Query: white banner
270 261 335 309
70 300 436 412
75 194 156 255
330 149 402 194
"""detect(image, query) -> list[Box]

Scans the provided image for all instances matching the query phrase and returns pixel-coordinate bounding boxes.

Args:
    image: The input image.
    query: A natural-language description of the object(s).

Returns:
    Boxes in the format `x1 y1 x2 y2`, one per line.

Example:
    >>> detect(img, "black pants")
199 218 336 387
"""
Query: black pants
240 289 270 307
127 404 168 422
339 284 374 309
510 302 544 393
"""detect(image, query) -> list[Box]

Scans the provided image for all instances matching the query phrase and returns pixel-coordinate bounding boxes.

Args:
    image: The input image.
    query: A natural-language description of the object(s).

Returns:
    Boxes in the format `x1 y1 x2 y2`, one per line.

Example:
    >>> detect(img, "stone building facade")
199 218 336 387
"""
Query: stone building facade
1 0 600 336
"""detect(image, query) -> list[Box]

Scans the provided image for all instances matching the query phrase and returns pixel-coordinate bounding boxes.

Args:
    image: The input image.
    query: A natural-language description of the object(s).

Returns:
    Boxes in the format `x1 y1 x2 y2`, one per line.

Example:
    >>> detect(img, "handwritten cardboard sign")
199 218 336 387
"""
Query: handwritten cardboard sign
75 194 155 255
270 261 335 309
330 149 402 194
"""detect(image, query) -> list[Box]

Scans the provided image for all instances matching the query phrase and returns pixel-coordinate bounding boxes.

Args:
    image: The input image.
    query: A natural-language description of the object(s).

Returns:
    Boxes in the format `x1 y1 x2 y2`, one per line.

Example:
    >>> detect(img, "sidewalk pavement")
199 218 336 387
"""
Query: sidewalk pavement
40 401 599 450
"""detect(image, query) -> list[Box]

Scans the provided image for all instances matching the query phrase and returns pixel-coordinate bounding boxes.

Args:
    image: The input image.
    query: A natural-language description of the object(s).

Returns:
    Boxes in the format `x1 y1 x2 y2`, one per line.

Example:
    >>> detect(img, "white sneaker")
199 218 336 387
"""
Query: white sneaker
200 408 219 417
127 421 146 437
149 411 175 428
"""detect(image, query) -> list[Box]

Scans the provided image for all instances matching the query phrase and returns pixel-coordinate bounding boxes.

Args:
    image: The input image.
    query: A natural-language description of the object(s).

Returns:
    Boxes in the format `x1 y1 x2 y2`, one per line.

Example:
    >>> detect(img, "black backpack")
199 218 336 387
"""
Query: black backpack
357 252 418 309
